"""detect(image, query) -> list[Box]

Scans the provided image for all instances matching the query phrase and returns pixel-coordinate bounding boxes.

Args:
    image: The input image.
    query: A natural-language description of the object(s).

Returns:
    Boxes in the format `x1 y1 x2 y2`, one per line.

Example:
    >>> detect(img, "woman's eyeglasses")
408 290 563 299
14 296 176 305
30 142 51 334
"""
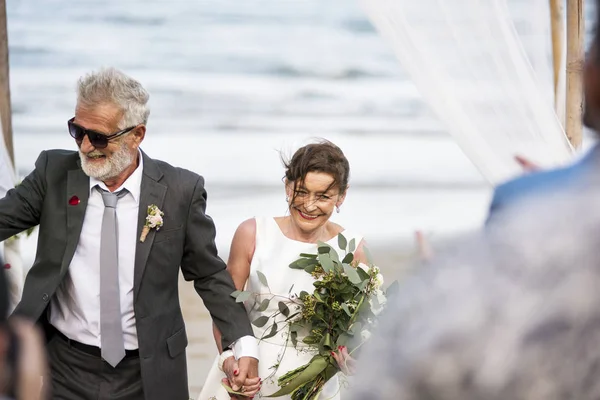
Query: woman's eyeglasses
68 117 136 149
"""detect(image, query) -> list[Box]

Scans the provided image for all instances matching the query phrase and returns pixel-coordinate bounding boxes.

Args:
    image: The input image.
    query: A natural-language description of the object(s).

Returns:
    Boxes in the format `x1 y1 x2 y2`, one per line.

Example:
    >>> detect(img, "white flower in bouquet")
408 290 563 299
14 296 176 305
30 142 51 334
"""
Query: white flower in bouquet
358 263 384 290
370 289 387 316
360 329 372 341
374 272 384 289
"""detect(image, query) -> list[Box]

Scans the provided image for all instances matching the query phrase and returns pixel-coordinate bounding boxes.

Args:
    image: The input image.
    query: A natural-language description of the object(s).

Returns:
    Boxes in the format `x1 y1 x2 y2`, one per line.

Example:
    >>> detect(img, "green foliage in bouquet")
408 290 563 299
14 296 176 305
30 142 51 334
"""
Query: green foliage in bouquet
230 233 398 400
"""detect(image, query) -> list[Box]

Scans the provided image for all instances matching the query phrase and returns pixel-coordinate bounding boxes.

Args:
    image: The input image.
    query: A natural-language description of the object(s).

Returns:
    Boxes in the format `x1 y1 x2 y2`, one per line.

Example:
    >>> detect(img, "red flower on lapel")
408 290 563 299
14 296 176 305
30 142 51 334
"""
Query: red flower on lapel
3 263 10 269
69 195 80 206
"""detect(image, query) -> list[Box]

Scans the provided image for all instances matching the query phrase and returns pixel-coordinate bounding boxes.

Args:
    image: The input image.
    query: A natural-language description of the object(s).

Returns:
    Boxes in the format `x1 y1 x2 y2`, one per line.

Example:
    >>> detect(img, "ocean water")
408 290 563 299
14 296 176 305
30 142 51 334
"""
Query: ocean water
5 0 596 260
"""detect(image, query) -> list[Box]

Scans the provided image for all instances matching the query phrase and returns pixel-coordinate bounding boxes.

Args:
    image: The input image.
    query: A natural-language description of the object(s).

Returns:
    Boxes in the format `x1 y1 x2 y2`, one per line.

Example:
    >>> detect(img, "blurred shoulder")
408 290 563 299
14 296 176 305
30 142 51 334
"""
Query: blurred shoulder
490 162 584 215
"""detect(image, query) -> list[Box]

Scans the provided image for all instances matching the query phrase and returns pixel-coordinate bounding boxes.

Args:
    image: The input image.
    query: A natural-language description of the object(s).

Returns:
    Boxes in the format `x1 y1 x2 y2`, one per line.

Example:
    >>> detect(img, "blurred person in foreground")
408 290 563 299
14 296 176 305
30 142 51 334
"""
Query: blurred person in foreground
487 0 600 224
349 3 600 398
0 261 47 400
350 184 600 400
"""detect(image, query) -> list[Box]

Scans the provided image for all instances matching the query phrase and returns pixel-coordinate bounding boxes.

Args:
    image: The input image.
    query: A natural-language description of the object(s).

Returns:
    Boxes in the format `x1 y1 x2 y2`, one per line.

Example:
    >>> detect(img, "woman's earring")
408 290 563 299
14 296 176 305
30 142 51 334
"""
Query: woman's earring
336 205 340 213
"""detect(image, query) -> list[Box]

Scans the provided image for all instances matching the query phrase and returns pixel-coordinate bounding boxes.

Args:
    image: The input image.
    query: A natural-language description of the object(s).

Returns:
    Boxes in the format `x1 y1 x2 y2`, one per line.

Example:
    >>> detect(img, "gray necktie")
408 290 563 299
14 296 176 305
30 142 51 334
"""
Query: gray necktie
97 186 128 367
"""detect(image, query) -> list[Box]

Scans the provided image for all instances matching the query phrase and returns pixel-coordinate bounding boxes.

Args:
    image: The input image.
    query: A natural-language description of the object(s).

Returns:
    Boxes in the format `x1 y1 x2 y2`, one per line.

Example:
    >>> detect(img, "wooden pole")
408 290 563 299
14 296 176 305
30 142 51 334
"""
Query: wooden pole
549 0 565 101
565 0 585 148
0 0 13 166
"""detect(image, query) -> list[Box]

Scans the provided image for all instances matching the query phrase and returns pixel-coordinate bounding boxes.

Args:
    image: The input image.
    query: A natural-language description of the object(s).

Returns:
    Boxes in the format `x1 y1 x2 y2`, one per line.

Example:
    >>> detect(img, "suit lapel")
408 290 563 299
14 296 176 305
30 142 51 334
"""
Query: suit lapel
61 166 90 275
134 152 167 302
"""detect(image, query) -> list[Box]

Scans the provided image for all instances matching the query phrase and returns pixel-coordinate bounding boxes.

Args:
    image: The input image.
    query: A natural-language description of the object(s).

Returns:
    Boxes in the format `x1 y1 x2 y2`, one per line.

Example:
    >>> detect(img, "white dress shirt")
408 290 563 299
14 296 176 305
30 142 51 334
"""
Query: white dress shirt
50 152 258 358
50 154 144 349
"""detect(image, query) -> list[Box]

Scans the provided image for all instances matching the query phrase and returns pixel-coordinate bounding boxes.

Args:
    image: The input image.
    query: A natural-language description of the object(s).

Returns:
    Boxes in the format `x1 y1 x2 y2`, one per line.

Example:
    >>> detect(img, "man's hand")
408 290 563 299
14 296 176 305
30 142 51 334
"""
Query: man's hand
415 230 433 262
10 317 48 400
223 356 260 398
515 155 540 172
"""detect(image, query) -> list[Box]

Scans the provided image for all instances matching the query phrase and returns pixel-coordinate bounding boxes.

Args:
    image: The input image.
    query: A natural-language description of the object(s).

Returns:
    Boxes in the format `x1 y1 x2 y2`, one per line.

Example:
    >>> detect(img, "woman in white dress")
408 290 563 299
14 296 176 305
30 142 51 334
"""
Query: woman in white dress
198 140 365 400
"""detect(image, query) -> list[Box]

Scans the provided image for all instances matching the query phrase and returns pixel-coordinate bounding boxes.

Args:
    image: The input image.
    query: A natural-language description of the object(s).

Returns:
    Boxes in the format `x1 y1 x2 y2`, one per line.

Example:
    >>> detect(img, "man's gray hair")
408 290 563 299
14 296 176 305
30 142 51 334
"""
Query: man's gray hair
77 67 150 129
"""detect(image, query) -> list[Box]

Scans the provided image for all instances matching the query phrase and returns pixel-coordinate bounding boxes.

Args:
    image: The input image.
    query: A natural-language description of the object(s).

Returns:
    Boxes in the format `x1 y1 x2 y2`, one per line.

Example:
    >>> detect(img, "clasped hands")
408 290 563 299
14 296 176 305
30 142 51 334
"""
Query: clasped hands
222 356 261 399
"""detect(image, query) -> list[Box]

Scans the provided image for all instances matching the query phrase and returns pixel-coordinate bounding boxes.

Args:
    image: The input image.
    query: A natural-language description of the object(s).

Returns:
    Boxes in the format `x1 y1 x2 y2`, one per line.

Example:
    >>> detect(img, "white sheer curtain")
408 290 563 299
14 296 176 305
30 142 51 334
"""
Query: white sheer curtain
361 0 573 185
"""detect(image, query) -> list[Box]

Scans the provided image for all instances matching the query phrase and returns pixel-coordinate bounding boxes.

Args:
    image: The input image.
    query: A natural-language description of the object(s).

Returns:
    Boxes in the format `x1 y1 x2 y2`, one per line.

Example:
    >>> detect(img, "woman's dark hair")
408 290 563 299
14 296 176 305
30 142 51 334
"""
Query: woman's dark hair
282 140 350 196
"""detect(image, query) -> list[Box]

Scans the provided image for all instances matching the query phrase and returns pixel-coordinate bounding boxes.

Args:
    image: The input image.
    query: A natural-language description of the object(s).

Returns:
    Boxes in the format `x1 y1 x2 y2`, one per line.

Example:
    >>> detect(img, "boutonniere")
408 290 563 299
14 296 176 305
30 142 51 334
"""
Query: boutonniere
140 204 164 242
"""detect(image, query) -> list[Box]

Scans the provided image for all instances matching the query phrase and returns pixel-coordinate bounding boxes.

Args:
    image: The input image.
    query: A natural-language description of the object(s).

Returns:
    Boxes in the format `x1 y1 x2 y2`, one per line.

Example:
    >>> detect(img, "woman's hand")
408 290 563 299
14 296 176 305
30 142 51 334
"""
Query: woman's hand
331 346 358 376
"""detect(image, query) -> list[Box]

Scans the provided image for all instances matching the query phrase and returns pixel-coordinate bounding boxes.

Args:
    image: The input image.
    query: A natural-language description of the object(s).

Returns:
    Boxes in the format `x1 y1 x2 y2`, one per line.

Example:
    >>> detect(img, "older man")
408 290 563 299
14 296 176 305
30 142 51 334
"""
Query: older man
0 68 258 400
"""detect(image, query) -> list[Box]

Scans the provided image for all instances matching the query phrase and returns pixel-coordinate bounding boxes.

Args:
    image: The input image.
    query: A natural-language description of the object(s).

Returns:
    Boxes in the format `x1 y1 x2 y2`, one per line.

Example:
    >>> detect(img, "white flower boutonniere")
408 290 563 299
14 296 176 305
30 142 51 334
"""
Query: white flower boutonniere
140 204 164 242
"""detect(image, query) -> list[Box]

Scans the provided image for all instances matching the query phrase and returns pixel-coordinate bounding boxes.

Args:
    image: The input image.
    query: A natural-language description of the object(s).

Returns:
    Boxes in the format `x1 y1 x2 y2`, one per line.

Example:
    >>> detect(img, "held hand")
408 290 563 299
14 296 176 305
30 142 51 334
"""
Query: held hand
228 356 261 398
9 317 48 400
331 346 358 376
222 356 240 394
415 230 433 262
515 155 540 172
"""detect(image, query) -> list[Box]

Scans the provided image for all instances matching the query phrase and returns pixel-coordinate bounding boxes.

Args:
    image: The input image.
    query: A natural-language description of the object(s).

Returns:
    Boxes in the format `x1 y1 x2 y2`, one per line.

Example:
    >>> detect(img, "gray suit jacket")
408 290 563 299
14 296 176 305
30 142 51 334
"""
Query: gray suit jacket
0 149 253 400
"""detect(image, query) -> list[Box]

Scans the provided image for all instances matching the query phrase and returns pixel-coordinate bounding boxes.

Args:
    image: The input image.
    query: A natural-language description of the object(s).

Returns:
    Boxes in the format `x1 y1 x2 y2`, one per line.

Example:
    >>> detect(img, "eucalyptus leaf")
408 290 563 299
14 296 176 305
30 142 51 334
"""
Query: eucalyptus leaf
252 316 269 328
357 280 369 291
342 252 354 264
317 241 332 254
257 298 270 312
330 249 341 264
235 291 252 303
291 331 298 347
221 382 245 396
299 291 309 299
343 264 362 284
341 303 352 317
278 301 290 317
356 266 370 281
304 264 317 274
319 253 334 273
256 270 269 288
299 253 318 258
349 238 356 253
302 335 319 345
337 233 347 251
262 323 279 340
336 333 352 348
285 312 300 322
364 245 374 264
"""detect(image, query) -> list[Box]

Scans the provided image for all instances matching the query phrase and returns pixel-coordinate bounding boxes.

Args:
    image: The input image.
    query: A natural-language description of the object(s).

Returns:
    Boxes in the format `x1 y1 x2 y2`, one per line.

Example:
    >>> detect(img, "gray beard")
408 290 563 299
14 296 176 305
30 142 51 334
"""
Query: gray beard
79 142 135 181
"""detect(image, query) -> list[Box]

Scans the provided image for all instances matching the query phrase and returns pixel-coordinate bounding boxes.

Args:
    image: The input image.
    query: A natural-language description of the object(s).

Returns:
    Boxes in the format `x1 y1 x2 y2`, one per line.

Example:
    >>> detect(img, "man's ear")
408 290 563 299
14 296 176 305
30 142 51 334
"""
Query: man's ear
132 125 146 147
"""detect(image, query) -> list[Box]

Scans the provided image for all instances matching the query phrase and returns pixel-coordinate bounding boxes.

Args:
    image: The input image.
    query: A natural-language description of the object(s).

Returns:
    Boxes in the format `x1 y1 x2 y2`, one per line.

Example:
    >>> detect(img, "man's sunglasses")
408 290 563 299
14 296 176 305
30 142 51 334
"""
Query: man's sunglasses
68 117 136 149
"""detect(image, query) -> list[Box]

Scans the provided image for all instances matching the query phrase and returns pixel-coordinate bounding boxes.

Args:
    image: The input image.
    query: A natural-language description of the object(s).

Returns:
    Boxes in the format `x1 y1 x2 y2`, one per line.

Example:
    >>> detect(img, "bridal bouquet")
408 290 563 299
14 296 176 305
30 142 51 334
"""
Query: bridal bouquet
230 234 397 400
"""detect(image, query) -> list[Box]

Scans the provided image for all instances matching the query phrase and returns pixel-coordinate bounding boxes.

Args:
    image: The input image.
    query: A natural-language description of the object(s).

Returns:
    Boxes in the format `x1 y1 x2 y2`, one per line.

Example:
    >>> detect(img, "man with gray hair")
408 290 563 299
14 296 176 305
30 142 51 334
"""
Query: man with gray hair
0 68 258 400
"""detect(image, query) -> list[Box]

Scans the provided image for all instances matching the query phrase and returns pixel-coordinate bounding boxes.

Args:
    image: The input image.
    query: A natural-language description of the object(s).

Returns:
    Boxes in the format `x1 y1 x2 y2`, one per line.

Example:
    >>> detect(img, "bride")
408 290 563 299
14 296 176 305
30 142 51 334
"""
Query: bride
198 140 364 399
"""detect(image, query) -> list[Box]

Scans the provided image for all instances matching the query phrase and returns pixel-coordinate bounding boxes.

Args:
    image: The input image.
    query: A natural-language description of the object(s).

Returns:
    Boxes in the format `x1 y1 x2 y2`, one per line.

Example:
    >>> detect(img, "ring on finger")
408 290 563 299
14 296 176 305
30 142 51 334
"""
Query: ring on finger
241 386 246 393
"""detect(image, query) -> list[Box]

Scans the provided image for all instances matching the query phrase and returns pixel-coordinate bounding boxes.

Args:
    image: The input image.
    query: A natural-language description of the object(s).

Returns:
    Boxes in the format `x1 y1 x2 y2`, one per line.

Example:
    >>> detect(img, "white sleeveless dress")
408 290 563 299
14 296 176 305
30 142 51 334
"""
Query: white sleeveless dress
197 217 363 400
